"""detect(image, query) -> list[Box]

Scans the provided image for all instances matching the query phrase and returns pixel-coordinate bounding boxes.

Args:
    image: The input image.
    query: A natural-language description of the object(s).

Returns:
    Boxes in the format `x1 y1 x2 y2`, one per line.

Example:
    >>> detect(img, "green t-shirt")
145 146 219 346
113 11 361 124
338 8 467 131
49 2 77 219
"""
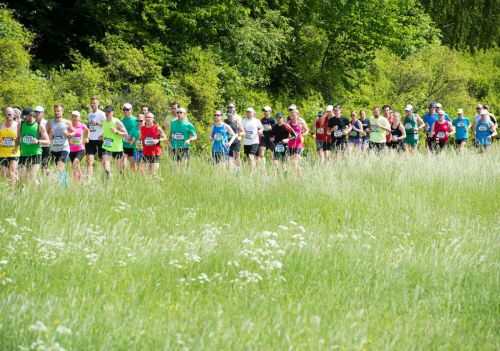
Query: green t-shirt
102 118 124 152
122 116 138 149
170 119 196 149
369 116 389 144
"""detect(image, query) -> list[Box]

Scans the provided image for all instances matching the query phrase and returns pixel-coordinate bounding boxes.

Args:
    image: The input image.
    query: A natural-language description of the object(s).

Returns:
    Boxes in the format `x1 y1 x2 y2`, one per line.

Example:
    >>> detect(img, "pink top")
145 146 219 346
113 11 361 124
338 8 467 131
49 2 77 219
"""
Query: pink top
288 120 303 149
69 122 85 152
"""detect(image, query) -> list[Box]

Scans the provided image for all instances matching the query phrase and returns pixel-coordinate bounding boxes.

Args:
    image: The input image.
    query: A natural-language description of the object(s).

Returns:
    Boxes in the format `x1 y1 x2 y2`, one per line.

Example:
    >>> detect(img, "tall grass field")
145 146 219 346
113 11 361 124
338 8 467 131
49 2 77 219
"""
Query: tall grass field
1 149 499 350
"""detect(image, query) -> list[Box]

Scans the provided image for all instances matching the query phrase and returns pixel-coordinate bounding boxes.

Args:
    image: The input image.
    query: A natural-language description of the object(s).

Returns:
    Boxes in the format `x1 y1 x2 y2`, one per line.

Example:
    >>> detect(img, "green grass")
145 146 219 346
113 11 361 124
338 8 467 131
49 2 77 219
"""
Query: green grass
0 149 499 350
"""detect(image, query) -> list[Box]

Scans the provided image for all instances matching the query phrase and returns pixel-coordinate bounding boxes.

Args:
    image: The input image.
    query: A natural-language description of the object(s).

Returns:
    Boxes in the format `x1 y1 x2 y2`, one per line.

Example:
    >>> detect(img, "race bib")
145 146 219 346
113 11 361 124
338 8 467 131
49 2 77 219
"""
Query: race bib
437 132 445 138
70 136 81 145
89 125 97 133
316 128 324 134
404 123 413 129
245 130 254 139
214 133 223 141
144 137 155 146
334 130 343 138
274 143 285 153
53 135 65 146
457 122 464 128
263 124 272 131
22 135 35 145
478 126 487 132
173 133 184 141
1 137 14 147
103 138 113 147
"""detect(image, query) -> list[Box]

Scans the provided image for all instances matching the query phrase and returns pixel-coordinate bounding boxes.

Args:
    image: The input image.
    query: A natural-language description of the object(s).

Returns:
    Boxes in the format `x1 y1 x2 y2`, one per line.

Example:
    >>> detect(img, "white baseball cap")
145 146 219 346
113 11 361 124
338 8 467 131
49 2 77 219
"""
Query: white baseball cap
326 105 334 112
246 107 255 113
262 106 272 112
34 106 45 113
288 104 298 111
435 103 443 109
71 111 81 117
176 107 187 113
457 108 464 114
404 104 413 112
123 102 133 110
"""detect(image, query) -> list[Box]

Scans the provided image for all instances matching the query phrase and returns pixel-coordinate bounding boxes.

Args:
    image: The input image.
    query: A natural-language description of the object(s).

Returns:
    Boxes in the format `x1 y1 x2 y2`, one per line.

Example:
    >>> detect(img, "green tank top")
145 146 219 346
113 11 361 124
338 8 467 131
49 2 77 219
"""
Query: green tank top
102 118 124 152
20 121 42 156
404 115 418 143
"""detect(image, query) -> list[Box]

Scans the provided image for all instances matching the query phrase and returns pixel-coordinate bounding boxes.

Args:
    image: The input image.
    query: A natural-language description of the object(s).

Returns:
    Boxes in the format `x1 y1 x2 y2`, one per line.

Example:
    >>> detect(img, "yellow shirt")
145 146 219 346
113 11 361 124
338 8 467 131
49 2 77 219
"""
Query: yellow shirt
0 122 20 157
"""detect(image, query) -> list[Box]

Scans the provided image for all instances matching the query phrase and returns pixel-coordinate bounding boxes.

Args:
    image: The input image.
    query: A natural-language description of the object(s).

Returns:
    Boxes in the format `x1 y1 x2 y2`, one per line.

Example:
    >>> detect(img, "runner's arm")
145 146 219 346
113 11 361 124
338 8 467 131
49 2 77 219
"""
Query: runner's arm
301 120 309 136
225 124 237 145
417 116 425 131
448 122 455 136
37 125 50 146
399 124 406 140
113 121 128 136
83 125 89 143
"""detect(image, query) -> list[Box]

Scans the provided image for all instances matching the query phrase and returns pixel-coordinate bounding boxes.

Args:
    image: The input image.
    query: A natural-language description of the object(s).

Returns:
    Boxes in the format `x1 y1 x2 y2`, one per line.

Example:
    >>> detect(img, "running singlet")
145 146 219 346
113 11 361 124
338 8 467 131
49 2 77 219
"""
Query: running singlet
390 123 403 142
404 115 418 144
170 119 196 149
69 122 85 152
242 118 263 146
369 117 389 143
141 124 162 156
261 117 276 143
102 118 124 152
0 123 19 157
49 120 70 152
20 121 42 156
224 118 241 144
288 121 303 149
349 120 362 139
361 119 370 139
315 118 329 142
211 124 230 154
122 116 138 149
453 117 470 140
87 110 105 141
434 121 451 142
475 120 493 145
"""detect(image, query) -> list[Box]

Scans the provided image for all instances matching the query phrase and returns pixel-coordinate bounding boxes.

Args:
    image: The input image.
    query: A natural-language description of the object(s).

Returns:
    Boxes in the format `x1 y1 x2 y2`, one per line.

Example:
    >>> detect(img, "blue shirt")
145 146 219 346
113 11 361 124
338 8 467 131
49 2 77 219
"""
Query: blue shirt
423 112 437 133
452 117 470 140
211 123 230 153
475 120 493 145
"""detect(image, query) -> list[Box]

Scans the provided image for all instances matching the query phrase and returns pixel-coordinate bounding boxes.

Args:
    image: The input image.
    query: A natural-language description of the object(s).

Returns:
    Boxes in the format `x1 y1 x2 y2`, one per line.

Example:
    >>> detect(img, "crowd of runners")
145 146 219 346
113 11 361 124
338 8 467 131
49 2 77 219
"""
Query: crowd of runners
0 96 497 184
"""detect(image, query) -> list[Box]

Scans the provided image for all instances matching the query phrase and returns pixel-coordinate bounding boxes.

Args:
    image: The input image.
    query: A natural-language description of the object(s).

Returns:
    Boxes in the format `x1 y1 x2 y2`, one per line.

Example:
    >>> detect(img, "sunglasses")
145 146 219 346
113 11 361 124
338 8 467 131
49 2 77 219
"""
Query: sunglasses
214 114 222 116
123 108 131 112
138 119 145 122
176 111 183 114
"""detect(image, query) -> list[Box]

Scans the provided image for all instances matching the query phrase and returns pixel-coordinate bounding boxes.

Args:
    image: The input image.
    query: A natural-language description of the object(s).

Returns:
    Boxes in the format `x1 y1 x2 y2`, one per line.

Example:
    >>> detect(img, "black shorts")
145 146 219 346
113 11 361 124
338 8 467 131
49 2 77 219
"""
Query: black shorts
330 138 346 152
173 148 189 161
69 150 85 162
19 155 42 166
316 140 329 151
369 142 386 151
244 144 259 156
389 141 404 151
50 151 69 163
0 157 18 168
212 151 227 164
41 147 50 168
228 142 241 157
85 140 103 157
455 139 467 146
103 150 123 159
426 136 434 149
123 148 135 157
143 155 160 163
259 137 273 150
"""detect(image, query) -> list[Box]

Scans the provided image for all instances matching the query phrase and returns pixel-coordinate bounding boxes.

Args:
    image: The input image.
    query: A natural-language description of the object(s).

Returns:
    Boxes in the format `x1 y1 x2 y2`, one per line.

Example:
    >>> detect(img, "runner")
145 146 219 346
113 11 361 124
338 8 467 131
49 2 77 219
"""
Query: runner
0 107 20 184
102 106 127 177
347 111 363 152
210 110 236 165
431 109 455 151
241 107 263 170
170 107 197 163
287 107 309 175
403 105 425 153
141 105 149 116
135 114 145 174
270 112 296 172
383 105 393 144
475 109 497 152
328 105 351 155
258 106 275 163
359 110 370 151
17 107 50 182
162 101 179 142
121 102 139 172
68 111 89 181
452 108 471 151
313 110 329 162
389 112 406 152
423 102 438 151
34 106 50 174
482 104 498 141
85 96 105 177
141 112 166 175
368 107 390 152
47 104 72 185
224 105 244 169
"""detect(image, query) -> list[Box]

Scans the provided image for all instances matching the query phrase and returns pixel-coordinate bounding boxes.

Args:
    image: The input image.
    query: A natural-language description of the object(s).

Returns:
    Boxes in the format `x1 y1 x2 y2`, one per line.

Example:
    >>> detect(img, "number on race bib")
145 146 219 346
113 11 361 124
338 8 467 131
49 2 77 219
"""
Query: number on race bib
53 136 65 146
274 143 285 153
437 132 445 138
478 126 487 132
404 123 412 129
334 130 343 138
22 135 35 145
1 138 14 147
457 122 464 128
144 137 155 146
214 133 223 141
70 136 81 145
316 128 324 134
103 138 113 147
173 133 184 141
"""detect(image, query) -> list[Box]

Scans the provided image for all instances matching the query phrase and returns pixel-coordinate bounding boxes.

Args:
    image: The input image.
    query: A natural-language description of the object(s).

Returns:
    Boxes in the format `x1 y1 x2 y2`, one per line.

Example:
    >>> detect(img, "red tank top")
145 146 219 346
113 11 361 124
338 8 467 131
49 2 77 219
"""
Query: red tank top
141 124 162 156
315 118 329 142
434 121 450 142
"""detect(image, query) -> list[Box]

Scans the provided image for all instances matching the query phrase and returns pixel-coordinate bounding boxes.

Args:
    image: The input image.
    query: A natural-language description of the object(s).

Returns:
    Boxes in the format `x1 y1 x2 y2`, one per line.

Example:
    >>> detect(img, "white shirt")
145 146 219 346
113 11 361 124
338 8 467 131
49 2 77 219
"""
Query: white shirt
242 118 263 145
88 110 106 140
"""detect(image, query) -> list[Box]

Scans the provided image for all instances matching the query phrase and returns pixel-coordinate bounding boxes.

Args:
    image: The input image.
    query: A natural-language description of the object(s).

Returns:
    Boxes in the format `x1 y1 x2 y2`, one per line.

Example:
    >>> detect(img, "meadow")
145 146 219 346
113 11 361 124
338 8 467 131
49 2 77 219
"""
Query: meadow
0 149 499 350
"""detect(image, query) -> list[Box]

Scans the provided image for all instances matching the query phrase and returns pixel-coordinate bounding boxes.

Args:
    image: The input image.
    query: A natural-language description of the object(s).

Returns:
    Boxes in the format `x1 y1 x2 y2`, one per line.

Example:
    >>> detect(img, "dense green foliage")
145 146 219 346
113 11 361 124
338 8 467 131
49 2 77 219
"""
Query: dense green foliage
0 1 498 125
0 152 499 349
